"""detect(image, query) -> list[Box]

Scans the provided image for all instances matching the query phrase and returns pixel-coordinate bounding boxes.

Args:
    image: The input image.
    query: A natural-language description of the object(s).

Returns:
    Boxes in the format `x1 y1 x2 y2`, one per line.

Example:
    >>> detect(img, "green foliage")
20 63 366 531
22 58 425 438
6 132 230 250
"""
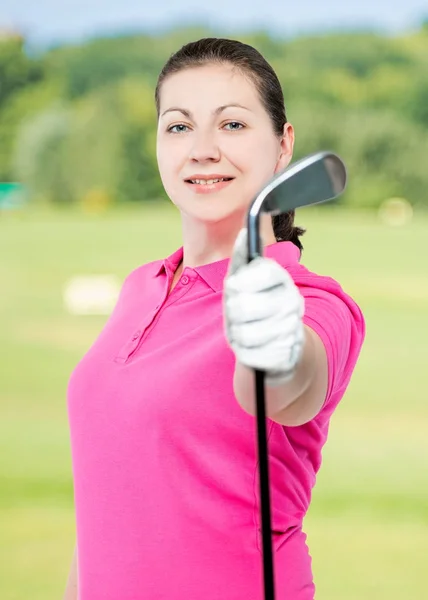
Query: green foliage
45 36 162 99
2 26 428 209
0 79 62 180
13 104 73 204
0 37 44 107
114 78 164 202
283 33 412 78
403 73 428 126
13 76 165 205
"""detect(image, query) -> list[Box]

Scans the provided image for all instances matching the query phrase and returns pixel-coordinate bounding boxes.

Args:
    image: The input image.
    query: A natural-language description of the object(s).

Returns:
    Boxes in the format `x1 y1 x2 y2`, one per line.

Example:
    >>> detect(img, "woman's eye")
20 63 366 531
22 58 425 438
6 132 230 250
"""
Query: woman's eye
167 124 189 134
224 122 244 131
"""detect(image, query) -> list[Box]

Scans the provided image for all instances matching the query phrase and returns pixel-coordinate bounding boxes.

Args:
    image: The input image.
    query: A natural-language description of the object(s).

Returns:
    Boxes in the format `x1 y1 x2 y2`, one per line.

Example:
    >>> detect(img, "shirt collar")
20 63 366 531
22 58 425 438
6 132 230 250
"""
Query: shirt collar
154 241 301 292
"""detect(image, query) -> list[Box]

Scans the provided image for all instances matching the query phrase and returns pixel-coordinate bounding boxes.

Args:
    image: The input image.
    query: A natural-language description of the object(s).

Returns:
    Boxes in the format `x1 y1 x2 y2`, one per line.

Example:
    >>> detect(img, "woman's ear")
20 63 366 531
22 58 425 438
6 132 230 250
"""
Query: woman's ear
275 123 295 174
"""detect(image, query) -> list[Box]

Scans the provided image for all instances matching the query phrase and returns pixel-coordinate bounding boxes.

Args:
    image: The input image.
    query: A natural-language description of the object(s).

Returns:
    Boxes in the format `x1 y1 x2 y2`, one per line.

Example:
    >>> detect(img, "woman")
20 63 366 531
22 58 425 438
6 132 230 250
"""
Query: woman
64 38 365 599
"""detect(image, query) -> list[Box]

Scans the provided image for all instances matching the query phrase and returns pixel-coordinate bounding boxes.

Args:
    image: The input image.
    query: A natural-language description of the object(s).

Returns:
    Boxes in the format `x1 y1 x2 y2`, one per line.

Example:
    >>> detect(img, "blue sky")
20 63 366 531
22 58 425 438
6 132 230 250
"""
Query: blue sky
1 0 427 48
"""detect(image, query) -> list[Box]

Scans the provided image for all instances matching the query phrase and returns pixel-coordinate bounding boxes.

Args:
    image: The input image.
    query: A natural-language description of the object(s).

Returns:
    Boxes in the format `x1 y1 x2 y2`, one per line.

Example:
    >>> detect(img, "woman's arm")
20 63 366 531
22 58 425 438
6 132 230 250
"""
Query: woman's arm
233 325 328 426
63 545 78 600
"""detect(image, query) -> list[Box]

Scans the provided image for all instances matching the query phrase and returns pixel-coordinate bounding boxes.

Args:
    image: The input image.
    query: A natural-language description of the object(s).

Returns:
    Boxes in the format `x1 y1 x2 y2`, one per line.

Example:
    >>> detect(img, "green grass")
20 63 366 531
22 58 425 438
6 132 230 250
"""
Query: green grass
1 204 427 599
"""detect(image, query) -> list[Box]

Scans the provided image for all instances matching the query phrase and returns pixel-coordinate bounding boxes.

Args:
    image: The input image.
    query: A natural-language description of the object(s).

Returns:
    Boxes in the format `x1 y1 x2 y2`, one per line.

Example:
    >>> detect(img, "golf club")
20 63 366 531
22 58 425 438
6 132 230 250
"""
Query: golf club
245 151 347 600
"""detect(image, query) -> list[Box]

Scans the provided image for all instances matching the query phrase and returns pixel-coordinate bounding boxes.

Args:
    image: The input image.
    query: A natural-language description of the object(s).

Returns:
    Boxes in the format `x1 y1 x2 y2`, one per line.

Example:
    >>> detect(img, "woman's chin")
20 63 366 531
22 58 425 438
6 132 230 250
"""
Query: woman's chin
181 201 246 224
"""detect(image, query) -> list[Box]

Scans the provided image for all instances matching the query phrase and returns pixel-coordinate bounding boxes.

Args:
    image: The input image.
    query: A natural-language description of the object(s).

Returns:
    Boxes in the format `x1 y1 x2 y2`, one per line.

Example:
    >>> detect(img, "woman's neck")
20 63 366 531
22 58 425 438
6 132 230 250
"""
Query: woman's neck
179 213 276 269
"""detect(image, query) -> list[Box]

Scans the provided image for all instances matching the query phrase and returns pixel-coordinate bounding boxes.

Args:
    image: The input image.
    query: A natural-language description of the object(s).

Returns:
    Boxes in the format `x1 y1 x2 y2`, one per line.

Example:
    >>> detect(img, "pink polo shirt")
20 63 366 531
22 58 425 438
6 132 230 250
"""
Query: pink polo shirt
67 240 365 600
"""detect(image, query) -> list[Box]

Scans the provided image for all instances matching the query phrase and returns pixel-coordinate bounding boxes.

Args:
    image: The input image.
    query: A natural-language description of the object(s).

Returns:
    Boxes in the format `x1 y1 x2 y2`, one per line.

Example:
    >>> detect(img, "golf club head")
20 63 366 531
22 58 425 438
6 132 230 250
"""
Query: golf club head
247 151 347 259
261 151 347 215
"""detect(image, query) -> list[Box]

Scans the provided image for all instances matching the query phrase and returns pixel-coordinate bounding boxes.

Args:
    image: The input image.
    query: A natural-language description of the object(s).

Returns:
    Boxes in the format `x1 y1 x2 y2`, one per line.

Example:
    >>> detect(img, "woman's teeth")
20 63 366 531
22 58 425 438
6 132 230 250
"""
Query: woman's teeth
190 178 228 185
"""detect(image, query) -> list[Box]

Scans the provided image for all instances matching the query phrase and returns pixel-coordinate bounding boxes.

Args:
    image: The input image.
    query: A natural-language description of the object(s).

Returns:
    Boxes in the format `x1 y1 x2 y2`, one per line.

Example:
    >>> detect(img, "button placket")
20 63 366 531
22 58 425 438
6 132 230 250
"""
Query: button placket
115 272 197 364
115 305 162 363
163 270 196 307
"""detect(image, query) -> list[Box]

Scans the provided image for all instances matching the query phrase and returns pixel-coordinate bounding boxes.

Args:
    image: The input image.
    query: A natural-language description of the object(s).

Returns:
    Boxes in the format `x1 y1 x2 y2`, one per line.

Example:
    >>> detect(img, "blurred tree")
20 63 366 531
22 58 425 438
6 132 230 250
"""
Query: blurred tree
402 74 428 127
45 35 169 100
64 90 123 203
12 76 164 205
114 77 163 202
0 80 62 180
283 33 411 79
290 102 428 208
0 37 44 107
64 77 164 204
13 104 73 204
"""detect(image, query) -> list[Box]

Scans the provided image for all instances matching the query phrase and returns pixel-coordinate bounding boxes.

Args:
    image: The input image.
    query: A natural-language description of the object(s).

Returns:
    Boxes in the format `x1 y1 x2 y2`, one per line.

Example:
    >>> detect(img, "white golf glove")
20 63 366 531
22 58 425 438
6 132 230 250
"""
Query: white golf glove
224 228 305 386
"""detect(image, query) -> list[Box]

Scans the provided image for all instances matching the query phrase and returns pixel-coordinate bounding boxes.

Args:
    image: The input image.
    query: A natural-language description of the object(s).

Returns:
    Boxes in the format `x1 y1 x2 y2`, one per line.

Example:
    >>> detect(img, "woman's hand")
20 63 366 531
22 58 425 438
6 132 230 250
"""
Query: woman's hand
224 228 305 386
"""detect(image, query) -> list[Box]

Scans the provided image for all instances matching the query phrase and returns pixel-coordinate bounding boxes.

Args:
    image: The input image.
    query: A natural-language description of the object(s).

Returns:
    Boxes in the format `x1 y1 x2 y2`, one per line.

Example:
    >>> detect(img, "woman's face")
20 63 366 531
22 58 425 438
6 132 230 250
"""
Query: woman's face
156 62 294 225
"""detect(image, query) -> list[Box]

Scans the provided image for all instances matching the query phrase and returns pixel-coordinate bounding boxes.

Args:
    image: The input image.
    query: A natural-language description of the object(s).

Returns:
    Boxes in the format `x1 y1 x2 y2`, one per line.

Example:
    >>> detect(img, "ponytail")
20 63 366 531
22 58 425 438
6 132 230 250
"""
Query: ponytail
272 211 305 252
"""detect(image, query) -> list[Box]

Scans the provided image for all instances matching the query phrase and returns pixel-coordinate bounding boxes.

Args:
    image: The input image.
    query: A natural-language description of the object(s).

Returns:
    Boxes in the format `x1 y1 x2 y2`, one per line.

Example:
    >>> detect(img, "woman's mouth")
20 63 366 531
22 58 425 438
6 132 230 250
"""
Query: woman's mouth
184 176 235 194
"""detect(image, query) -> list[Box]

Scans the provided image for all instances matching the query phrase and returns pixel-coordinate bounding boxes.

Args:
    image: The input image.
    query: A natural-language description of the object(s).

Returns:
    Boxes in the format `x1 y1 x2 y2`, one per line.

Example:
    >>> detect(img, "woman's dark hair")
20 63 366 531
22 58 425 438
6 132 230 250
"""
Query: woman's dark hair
155 37 305 252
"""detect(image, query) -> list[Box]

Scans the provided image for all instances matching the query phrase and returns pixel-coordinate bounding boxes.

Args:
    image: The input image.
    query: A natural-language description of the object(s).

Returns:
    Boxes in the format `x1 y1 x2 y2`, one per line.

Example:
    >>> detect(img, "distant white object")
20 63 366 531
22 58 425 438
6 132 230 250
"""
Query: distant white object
63 275 121 315
378 197 413 227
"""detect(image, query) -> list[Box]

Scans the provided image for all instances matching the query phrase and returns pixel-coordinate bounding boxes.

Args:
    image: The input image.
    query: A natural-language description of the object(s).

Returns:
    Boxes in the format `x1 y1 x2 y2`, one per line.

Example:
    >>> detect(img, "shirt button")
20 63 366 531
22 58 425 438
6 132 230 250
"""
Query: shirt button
181 275 189 285
132 331 141 341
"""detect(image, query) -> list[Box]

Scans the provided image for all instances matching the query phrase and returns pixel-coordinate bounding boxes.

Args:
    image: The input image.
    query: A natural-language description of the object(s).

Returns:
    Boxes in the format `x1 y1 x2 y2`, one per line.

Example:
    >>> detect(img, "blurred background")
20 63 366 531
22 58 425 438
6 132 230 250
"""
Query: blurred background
1 1 427 598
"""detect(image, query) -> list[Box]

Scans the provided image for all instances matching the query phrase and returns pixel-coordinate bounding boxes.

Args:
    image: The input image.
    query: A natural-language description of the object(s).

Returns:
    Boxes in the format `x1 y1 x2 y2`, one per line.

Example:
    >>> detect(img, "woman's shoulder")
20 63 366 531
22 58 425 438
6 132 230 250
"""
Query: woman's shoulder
270 241 349 291
288 260 365 336
121 257 165 287
108 259 166 312
289 262 356 303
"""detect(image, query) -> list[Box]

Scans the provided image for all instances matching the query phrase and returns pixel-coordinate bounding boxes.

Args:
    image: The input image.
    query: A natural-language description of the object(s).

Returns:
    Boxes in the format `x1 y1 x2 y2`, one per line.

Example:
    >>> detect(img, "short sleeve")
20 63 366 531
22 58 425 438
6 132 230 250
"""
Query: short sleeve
290 269 366 412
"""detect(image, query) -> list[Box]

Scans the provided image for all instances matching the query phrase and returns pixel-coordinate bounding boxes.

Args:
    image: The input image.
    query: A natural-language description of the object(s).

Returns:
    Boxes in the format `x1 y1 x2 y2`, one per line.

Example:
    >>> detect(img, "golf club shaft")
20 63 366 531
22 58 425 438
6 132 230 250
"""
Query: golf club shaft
247 209 275 599
255 368 276 600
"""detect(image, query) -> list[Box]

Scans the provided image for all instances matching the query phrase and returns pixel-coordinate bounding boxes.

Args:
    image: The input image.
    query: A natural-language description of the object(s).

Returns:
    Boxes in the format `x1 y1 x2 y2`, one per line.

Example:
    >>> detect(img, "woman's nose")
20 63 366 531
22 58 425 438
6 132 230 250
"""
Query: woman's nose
189 133 221 162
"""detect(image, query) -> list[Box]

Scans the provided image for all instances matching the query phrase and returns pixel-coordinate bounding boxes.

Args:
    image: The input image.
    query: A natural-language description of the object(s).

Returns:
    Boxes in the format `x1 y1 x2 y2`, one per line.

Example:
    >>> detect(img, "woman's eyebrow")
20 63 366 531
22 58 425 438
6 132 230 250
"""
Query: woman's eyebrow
160 103 251 118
